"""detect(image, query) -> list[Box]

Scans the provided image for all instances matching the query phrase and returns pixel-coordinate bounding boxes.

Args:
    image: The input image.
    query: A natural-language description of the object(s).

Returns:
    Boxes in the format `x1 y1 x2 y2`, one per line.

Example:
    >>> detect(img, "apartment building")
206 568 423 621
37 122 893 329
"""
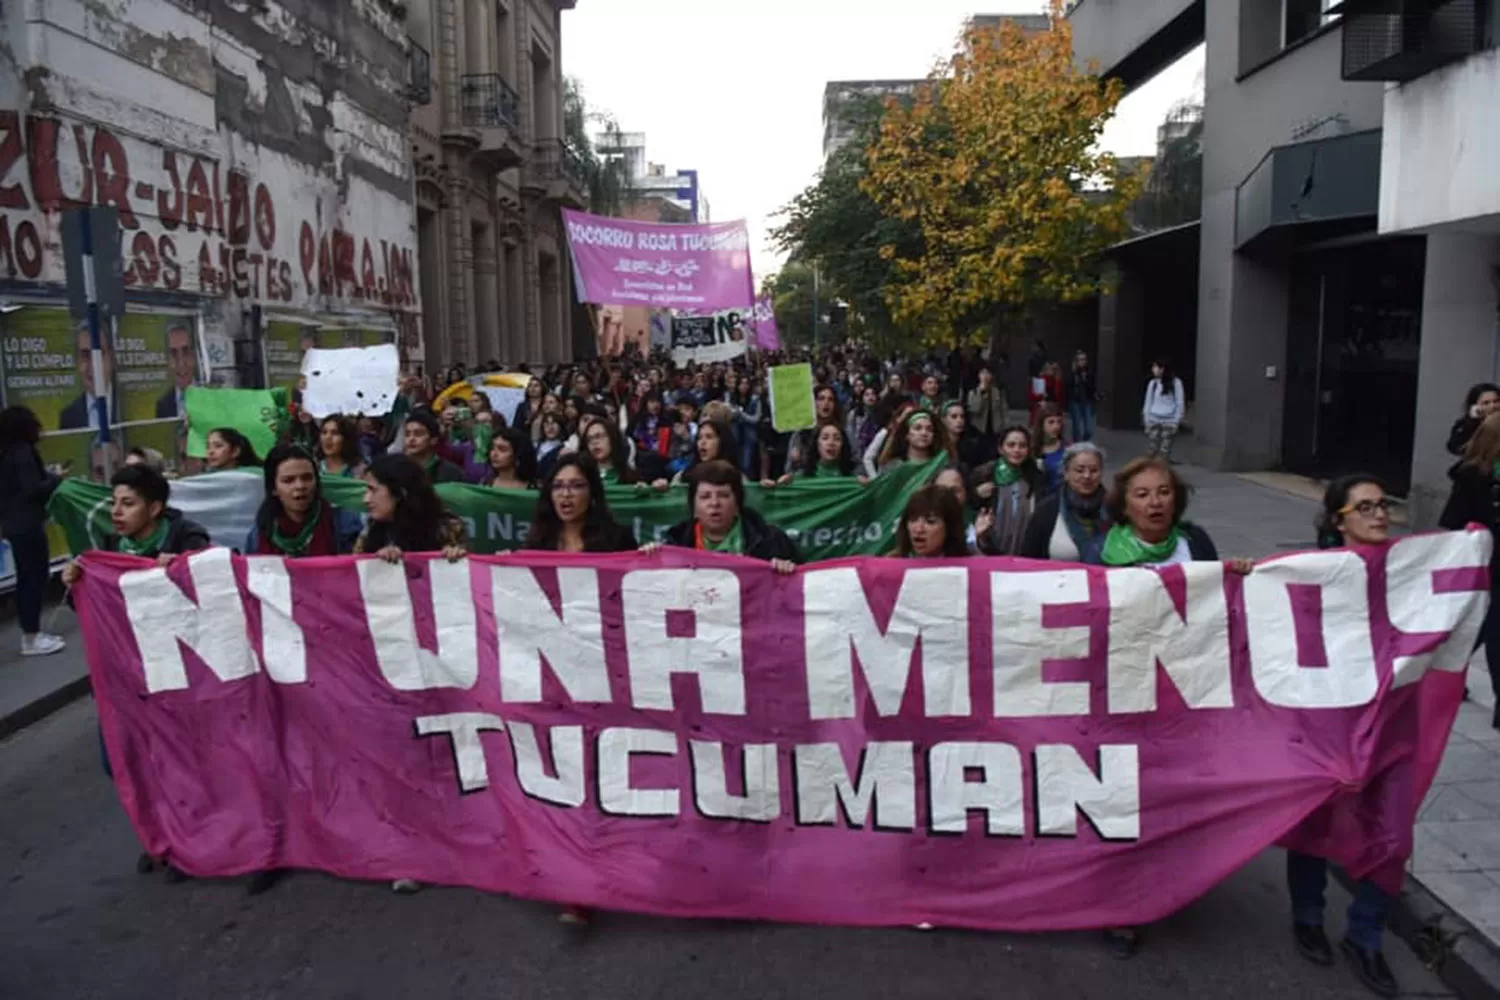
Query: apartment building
406 0 586 371
1072 0 1498 507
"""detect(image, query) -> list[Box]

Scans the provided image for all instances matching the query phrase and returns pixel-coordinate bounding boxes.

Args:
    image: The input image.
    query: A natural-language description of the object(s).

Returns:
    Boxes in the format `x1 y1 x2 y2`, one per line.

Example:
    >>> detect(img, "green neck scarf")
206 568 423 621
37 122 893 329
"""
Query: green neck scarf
271 503 322 557
700 518 744 554
992 462 1020 488
817 459 845 477
118 518 169 557
600 465 619 485
1101 523 1185 567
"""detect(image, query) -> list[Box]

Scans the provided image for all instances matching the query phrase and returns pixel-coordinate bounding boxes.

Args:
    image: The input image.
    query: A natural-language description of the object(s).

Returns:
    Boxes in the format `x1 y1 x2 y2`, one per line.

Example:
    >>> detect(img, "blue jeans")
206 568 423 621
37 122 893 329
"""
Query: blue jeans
1069 402 1095 442
1287 850 1388 952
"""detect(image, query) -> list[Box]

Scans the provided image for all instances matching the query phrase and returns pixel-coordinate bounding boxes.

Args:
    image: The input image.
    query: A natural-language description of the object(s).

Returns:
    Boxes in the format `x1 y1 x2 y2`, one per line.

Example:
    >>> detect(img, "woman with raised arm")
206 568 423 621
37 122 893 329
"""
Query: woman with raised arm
971 425 1041 556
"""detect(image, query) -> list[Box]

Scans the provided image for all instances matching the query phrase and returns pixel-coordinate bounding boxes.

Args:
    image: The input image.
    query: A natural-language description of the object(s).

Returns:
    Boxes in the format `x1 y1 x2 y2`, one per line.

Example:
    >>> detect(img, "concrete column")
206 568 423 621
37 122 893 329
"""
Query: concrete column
1407 232 1500 527
1193 189 1290 469
1096 259 1147 430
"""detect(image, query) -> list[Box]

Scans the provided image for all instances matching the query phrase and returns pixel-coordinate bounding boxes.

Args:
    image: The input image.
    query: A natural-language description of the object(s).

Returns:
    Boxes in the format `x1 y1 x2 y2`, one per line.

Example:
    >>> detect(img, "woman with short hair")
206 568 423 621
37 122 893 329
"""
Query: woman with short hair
896 484 970 558
1020 443 1109 562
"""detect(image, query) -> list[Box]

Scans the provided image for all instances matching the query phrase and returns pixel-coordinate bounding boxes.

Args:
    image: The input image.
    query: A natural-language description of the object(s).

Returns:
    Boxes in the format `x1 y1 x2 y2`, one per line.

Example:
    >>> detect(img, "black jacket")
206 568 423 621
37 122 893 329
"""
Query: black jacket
1019 493 1219 563
104 509 212 557
0 444 60 536
1066 367 1097 407
1449 416 1482 457
665 507 801 563
1439 461 1500 584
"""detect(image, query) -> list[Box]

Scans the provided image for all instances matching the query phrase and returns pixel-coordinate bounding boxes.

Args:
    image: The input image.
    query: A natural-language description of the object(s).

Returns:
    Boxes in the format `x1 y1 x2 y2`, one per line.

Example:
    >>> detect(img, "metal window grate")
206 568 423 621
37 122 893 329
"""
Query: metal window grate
1342 0 1480 80
408 40 432 105
460 74 521 129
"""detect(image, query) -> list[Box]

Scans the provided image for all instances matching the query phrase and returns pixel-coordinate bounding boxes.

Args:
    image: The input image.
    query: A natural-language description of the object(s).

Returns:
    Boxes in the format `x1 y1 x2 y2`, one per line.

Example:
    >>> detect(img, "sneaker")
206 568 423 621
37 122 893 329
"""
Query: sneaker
21 633 65 656
391 878 422 894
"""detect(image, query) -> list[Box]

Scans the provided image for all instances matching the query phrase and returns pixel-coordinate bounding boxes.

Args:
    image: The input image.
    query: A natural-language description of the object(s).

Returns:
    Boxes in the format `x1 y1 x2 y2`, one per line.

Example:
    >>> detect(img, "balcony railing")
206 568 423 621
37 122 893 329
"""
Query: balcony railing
461 73 521 129
527 138 588 193
1340 0 1482 81
408 40 432 105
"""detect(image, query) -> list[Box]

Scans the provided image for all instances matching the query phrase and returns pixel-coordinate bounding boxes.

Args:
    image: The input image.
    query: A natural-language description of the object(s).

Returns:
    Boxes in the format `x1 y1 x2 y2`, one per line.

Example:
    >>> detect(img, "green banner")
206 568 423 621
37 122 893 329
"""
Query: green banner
184 387 287 459
49 458 943 562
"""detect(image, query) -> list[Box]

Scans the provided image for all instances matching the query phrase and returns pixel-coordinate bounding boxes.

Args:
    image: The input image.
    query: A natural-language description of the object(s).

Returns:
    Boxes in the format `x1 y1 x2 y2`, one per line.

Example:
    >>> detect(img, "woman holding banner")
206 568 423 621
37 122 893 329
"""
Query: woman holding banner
1283 473 1399 997
895 483 970 558
762 422 864 487
1097 456 1250 959
246 444 364 558
205 428 261 471
656 460 800 573
318 416 365 479
875 410 949 476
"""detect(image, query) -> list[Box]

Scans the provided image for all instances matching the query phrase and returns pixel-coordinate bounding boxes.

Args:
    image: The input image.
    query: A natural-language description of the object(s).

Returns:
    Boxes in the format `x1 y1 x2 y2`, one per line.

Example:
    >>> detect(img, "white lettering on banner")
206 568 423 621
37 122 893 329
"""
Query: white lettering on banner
415 714 506 793
927 742 1025 836
245 557 306 684
598 727 679 817
1105 564 1232 713
1386 532 1492 688
1035 745 1141 840
621 569 747 715
1244 552 1378 709
803 567 971 720
793 742 916 830
506 722 587 808
689 742 781 822
357 558 478 691
493 567 611 704
121 548 257 693
992 570 1092 717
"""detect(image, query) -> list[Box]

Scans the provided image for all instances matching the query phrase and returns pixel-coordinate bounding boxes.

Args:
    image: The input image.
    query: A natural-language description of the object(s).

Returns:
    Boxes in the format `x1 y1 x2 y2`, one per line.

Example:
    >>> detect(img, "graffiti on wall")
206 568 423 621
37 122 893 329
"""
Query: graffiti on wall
0 111 418 311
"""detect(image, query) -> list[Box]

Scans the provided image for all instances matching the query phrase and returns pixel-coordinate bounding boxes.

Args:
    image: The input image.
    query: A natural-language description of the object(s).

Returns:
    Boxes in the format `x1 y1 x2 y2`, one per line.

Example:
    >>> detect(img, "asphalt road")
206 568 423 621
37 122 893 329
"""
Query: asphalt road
0 700 1453 1000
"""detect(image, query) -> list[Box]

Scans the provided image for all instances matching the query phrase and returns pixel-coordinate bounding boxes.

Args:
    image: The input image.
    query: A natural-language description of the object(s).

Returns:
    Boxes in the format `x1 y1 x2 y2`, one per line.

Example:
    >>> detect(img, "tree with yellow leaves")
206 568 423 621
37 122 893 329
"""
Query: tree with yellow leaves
862 5 1143 346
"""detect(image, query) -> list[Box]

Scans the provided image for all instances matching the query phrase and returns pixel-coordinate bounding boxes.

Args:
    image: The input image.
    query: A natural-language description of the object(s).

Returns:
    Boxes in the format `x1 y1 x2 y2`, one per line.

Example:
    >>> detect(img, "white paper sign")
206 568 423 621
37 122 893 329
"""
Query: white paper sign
301 345 401 418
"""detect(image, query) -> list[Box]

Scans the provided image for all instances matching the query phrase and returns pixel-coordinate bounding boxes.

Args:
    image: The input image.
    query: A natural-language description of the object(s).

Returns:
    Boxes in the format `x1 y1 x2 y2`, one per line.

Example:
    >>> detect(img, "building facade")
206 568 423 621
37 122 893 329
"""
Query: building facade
406 0 586 373
1072 0 1498 506
0 0 417 476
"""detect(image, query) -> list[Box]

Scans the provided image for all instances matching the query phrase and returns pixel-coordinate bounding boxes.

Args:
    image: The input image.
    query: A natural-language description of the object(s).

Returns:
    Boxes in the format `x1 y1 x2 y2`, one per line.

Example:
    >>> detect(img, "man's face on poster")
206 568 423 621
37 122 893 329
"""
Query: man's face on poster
167 325 197 390
75 327 115 394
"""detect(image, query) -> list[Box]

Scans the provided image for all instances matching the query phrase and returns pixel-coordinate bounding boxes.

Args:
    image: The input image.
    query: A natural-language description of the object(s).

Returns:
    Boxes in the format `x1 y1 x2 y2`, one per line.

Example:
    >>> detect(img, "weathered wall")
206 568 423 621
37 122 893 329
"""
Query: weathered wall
0 0 417 319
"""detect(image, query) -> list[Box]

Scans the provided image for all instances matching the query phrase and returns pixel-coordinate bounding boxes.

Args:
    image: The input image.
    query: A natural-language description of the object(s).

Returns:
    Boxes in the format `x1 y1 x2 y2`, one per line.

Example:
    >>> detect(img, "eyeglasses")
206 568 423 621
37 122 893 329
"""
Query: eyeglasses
1339 498 1390 517
550 481 589 495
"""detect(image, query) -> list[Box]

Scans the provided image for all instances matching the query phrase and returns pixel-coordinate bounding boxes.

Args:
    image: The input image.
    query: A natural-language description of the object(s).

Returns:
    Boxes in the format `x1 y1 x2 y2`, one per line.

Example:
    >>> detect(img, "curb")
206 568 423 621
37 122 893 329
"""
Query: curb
0 674 92 741
1336 867 1500 1000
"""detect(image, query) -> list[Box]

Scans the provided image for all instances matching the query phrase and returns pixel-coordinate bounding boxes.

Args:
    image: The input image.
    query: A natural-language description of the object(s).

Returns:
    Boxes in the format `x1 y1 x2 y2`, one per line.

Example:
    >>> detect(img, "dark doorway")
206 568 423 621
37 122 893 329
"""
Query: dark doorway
1281 236 1425 494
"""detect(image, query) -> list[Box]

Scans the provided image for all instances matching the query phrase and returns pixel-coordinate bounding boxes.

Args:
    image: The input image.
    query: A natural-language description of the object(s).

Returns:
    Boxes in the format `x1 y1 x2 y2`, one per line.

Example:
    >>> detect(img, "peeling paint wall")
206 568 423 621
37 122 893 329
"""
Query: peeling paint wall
0 0 418 320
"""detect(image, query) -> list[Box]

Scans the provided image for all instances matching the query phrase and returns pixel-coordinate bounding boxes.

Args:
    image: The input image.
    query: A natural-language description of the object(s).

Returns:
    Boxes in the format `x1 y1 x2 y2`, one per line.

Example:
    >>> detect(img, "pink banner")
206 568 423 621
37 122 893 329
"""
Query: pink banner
75 532 1490 930
752 294 781 351
563 209 754 311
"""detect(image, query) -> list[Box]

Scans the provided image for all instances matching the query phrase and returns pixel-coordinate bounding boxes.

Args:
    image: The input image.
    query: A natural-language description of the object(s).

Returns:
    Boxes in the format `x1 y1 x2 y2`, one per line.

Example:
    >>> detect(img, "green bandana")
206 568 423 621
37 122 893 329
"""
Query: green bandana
992 462 1020 488
423 454 442 479
472 423 494 461
700 517 744 554
118 518 169 557
1101 523 1185 567
271 503 323 557
600 465 619 485
817 459 845 477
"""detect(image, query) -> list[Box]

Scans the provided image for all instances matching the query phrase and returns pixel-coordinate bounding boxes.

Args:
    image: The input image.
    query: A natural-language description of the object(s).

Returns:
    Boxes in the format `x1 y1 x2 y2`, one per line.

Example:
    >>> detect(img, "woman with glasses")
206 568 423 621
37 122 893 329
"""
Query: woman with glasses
1020 443 1110 562
522 453 635 927
1285 473 1400 998
523 454 638 556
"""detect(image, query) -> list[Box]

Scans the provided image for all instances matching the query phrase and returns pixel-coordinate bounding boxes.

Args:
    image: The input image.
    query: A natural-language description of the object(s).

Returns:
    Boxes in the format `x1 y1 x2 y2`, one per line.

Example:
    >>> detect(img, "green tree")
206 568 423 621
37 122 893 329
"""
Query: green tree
765 262 820 348
563 77 633 216
863 7 1142 347
772 95 922 350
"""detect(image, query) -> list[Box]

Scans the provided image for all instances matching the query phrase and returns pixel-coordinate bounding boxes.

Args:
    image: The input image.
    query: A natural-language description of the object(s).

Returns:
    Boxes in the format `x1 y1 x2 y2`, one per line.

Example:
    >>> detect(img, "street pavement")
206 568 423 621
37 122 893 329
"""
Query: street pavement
0 425 1485 998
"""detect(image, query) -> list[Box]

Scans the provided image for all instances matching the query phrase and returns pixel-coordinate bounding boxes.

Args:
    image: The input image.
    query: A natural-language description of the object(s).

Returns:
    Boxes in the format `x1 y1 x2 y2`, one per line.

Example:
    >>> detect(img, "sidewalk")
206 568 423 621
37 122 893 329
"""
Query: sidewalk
0 605 88 740
1093 425 1500 997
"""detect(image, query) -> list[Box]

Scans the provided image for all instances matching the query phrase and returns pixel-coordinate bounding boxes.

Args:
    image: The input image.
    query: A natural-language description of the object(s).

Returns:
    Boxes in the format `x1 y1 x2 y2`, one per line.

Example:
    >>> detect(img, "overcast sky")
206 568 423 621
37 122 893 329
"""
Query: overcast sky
564 2 1203 281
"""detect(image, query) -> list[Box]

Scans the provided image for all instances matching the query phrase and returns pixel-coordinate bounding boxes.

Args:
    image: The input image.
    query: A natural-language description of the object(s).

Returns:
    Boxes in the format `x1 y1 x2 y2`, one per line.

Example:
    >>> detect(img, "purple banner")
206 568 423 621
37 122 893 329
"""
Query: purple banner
563 209 754 311
752 294 781 350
